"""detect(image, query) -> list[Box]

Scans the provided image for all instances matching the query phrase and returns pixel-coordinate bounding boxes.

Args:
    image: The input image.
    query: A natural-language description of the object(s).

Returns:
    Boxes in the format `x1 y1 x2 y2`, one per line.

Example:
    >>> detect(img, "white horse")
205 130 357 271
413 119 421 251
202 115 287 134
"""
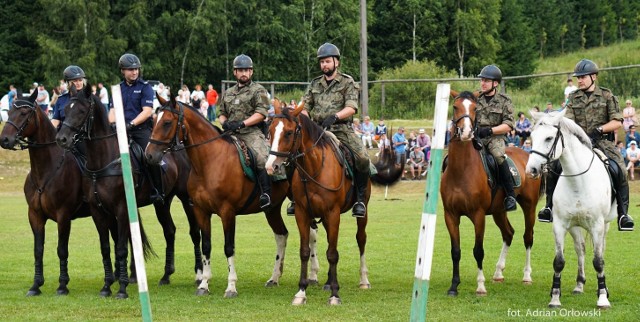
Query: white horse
525 109 615 309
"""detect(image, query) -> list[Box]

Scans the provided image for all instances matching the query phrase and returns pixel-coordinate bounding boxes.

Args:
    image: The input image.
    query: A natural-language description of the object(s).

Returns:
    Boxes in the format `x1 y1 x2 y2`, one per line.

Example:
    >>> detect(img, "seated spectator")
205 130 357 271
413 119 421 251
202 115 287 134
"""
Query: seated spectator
408 145 426 180
352 118 364 139
623 99 637 134
374 118 387 143
617 141 628 164
625 125 640 145
626 140 640 180
361 115 375 149
416 128 431 161
514 112 532 145
522 139 532 153
505 129 520 147
376 132 391 160
392 127 408 179
406 130 417 160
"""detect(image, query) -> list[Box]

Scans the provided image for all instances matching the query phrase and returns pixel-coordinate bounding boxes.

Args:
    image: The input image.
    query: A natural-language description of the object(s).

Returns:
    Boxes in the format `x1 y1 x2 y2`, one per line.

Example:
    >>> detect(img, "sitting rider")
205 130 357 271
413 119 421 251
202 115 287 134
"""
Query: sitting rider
475 64 517 212
538 59 634 231
51 65 87 156
218 54 272 209
108 53 163 203
300 42 370 218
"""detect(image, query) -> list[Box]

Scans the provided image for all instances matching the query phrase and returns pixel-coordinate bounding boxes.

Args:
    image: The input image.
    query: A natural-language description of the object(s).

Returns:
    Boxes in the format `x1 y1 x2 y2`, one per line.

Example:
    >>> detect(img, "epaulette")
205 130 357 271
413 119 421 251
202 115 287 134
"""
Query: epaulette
340 73 354 80
311 75 324 81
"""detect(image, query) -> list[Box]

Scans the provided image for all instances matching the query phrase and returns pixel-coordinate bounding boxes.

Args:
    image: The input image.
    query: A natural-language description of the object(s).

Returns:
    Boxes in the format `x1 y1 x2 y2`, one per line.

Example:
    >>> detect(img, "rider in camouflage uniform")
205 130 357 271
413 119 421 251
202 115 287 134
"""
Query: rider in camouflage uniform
302 42 369 217
538 59 634 231
218 54 272 209
475 65 518 212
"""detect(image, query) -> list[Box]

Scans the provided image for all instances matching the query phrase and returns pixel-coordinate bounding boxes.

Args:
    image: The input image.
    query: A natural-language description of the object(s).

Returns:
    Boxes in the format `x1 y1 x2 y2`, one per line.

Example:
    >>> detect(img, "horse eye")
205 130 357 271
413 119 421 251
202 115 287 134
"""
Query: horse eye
285 131 293 138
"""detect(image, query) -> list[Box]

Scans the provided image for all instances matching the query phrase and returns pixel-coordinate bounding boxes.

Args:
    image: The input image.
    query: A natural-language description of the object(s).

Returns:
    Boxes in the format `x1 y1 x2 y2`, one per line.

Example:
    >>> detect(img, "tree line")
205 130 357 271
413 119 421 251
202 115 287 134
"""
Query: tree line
2 0 639 93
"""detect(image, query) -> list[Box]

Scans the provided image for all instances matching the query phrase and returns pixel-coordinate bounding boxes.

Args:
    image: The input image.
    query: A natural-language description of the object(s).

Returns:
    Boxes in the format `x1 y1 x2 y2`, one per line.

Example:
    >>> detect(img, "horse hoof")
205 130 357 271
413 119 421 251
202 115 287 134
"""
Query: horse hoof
597 304 611 310
572 290 583 295
292 297 307 306
265 280 279 287
323 284 331 291
99 289 112 297
492 277 504 283
129 277 137 284
224 291 238 298
195 288 209 296
115 292 128 299
522 280 533 285
56 287 69 296
476 290 487 296
308 280 319 286
328 296 342 305
158 278 170 286
359 283 371 289
548 303 561 309
447 290 458 297
26 289 42 297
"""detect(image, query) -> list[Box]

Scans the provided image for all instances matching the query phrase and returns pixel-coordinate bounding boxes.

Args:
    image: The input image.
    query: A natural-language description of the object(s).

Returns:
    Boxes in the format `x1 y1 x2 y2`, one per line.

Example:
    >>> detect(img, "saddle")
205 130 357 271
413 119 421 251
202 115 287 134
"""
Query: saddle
480 150 521 190
593 147 618 203
323 130 377 178
229 136 287 182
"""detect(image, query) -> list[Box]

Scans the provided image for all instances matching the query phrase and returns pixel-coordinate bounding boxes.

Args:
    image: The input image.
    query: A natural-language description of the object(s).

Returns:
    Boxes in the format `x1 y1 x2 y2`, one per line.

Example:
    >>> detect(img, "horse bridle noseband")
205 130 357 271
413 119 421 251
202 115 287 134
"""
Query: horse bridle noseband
4 100 56 150
268 113 304 162
530 124 595 177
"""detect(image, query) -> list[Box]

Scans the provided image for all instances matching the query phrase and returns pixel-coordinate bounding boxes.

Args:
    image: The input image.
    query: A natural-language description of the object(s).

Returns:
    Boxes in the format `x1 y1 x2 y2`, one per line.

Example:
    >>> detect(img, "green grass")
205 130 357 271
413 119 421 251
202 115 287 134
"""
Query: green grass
1 135 639 321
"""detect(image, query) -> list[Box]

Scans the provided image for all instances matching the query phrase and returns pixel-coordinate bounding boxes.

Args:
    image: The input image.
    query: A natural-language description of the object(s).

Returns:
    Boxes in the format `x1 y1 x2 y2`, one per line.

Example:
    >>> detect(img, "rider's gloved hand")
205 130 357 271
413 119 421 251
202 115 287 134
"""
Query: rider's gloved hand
477 127 493 139
322 114 338 129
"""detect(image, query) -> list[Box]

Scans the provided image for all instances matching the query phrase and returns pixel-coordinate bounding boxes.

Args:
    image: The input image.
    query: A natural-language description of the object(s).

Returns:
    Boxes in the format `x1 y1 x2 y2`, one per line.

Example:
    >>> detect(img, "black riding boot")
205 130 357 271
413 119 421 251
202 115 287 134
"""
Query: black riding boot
286 201 295 216
352 171 369 218
499 161 517 212
615 179 635 231
149 164 164 204
538 160 560 223
257 169 272 209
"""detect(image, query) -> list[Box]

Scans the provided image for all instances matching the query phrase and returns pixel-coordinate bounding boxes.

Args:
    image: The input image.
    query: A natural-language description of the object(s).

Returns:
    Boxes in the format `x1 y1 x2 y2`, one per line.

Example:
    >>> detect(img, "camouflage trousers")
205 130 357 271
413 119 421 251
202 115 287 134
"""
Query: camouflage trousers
330 124 370 173
236 130 269 171
596 139 626 179
482 135 507 164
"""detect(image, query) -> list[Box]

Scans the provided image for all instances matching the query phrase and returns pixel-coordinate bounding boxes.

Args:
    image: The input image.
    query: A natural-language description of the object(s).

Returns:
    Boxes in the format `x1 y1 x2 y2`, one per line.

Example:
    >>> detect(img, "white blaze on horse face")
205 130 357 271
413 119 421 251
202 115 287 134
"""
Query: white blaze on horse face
156 111 164 125
461 98 474 140
265 121 285 174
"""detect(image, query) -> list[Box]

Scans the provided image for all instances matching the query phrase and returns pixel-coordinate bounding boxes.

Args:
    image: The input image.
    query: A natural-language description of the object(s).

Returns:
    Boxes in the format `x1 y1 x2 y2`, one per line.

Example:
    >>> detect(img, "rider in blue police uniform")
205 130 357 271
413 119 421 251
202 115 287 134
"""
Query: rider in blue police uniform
51 65 86 130
108 53 163 203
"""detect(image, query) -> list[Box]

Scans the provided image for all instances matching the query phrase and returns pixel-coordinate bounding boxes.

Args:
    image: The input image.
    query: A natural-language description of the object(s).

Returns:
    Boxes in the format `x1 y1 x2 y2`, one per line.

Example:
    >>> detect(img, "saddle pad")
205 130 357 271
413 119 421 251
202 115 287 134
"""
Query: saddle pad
480 153 521 188
231 136 286 182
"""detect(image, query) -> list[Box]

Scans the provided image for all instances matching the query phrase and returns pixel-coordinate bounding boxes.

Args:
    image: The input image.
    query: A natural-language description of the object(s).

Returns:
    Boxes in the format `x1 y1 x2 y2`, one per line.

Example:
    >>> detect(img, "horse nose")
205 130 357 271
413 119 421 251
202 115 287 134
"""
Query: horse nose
56 136 68 148
526 167 538 178
0 136 11 149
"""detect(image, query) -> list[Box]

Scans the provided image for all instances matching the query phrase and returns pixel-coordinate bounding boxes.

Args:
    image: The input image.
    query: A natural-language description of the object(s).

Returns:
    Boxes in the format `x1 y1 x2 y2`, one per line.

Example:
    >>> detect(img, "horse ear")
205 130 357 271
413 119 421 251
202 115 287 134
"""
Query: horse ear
83 83 92 98
157 92 167 105
292 100 305 116
28 89 38 103
70 84 78 97
274 98 282 115
472 91 480 98
450 90 459 98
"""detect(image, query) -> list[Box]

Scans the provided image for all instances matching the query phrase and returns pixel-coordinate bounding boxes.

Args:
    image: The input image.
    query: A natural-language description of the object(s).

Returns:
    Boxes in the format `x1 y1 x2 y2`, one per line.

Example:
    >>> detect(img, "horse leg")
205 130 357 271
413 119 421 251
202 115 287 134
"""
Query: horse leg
568 227 586 294
93 212 115 297
308 221 320 286
194 207 212 296
490 212 514 283
549 223 567 308
470 211 487 296
591 222 610 309
27 210 45 296
180 197 203 285
221 213 238 298
324 213 342 305
115 210 131 299
520 196 537 285
263 207 289 287
292 213 312 306
152 202 176 286
55 218 72 295
356 213 370 289
444 212 461 296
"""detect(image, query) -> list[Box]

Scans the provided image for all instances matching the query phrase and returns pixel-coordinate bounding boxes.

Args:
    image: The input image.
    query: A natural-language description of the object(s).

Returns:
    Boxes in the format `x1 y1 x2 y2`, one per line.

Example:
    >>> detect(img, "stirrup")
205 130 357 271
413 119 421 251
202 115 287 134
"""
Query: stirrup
538 207 553 223
618 214 634 231
259 194 271 209
150 191 164 205
286 202 295 216
503 196 517 212
352 202 366 218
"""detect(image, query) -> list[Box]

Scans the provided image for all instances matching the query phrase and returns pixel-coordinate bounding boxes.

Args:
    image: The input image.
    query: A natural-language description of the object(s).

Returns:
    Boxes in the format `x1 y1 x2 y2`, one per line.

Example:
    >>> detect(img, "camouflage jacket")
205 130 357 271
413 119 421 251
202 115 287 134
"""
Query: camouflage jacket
218 81 269 134
303 72 359 124
564 85 622 135
475 92 515 131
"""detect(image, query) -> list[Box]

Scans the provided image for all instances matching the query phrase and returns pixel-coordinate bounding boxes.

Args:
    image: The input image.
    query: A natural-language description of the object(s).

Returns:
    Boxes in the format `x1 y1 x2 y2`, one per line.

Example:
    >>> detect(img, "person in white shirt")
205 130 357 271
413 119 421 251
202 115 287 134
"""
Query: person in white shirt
36 84 50 113
98 83 109 111
564 78 578 102
626 140 640 180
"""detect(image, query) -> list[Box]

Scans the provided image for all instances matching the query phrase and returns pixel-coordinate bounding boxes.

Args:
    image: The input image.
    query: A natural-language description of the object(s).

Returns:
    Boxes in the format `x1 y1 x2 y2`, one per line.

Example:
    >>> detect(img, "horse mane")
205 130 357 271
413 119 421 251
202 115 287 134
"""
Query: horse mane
456 91 477 102
282 108 331 148
177 100 226 139
558 117 593 149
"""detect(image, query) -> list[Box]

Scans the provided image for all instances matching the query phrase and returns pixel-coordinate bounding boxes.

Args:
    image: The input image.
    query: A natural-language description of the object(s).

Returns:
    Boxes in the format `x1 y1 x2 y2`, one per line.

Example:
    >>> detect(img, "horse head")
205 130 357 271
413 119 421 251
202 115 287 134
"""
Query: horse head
55 83 104 150
450 90 479 141
146 94 185 164
525 109 569 178
1 90 43 150
265 99 305 175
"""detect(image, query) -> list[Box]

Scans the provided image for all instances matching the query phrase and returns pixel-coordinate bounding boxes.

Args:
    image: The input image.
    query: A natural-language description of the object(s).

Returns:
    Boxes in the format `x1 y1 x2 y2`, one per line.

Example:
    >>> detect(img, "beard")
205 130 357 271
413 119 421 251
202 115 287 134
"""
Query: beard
322 67 336 77
237 77 251 85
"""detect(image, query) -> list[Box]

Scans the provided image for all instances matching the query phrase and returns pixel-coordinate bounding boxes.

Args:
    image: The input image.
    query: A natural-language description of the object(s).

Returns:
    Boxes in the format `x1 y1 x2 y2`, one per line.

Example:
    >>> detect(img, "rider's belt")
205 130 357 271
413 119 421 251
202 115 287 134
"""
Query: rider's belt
596 133 615 142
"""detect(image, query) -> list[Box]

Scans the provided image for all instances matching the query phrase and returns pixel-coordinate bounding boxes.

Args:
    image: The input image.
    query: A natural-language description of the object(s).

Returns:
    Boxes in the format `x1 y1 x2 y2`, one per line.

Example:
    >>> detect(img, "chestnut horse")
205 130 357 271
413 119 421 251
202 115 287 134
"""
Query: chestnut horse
441 90 542 296
0 91 112 296
145 95 290 297
265 101 403 305
55 85 202 298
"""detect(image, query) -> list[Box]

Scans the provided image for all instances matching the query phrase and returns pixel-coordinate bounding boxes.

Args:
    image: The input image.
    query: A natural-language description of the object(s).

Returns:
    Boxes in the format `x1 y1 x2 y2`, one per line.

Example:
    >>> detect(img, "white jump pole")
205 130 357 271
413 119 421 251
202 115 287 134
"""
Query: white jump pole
410 83 449 321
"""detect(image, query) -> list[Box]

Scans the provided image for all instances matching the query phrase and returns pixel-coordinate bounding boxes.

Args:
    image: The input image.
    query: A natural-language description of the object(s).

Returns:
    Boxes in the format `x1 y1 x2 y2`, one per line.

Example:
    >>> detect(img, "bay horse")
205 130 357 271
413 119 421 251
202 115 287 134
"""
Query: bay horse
265 101 403 305
144 95 290 297
55 84 202 298
441 90 542 296
525 109 614 309
0 91 112 296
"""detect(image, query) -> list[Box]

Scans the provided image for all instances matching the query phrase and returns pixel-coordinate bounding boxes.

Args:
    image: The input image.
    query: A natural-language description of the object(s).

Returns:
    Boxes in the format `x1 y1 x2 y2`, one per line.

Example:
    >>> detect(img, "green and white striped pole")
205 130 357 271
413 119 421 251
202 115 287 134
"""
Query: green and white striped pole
410 83 450 321
111 85 153 322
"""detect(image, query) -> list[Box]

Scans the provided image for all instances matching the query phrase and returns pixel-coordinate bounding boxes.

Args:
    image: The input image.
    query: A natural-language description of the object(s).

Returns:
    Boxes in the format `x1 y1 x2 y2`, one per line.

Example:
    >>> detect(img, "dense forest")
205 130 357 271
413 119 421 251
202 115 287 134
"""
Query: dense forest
2 0 639 93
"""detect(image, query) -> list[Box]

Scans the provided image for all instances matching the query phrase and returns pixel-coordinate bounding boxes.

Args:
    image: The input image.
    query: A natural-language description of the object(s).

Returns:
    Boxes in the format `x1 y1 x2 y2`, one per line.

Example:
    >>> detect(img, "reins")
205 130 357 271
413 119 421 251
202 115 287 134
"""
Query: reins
531 124 596 177
4 100 57 150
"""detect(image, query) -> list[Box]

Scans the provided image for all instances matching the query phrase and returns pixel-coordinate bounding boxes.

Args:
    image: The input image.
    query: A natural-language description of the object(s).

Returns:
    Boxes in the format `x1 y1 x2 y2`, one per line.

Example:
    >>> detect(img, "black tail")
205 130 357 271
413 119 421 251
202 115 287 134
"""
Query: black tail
370 145 404 186
137 213 157 260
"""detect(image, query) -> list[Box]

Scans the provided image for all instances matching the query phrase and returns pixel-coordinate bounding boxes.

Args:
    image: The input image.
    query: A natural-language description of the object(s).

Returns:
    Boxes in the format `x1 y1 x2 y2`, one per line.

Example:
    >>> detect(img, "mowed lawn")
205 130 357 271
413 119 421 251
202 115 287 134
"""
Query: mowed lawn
0 145 639 321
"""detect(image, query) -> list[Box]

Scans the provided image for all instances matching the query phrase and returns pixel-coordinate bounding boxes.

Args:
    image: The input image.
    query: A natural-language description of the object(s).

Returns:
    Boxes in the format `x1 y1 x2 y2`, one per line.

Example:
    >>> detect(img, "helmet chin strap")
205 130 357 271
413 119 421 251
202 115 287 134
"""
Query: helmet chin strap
482 82 498 95
580 74 596 92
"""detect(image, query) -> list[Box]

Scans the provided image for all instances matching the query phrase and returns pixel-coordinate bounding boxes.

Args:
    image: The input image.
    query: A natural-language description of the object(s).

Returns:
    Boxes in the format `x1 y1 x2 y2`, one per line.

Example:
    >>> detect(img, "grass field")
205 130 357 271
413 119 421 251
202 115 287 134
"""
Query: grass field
1 125 639 321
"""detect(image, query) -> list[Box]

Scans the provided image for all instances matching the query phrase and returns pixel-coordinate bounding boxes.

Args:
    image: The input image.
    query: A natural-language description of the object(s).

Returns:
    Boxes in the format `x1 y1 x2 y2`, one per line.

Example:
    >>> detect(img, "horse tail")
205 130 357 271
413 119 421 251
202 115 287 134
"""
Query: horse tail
370 146 404 186
137 214 157 260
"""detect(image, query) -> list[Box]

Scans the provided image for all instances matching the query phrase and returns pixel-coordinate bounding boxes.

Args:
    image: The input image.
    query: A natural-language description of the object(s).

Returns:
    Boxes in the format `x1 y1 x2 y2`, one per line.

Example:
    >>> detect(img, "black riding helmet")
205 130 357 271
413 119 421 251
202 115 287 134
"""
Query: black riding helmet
119 53 142 69
63 65 86 81
573 59 599 77
317 43 341 59
233 54 253 69
477 65 502 82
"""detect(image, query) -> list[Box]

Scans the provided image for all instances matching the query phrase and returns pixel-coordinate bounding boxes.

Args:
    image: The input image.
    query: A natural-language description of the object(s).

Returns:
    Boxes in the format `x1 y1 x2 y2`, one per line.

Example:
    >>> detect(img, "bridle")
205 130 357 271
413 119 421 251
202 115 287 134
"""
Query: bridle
3 100 56 150
60 95 115 146
147 101 229 153
530 124 595 177
450 95 478 140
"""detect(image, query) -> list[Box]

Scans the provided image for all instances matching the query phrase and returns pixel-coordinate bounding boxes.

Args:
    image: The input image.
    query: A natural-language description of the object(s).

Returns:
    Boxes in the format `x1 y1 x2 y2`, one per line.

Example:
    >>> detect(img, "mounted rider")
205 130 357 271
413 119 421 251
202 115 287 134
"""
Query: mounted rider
538 59 634 231
51 65 86 130
218 54 272 209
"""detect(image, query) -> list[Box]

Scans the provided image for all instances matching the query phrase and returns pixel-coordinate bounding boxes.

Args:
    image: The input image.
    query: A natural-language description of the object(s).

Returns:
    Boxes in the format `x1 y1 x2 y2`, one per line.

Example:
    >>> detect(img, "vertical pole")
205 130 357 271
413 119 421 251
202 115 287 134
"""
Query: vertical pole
410 83 450 321
359 0 369 117
111 85 153 322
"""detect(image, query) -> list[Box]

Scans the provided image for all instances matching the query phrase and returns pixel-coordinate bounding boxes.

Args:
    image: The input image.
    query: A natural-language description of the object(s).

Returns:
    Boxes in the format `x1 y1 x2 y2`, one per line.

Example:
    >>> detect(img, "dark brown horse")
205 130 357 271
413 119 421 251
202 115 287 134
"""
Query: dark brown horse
55 85 202 298
145 95 290 297
441 90 542 296
265 101 403 305
0 91 113 296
